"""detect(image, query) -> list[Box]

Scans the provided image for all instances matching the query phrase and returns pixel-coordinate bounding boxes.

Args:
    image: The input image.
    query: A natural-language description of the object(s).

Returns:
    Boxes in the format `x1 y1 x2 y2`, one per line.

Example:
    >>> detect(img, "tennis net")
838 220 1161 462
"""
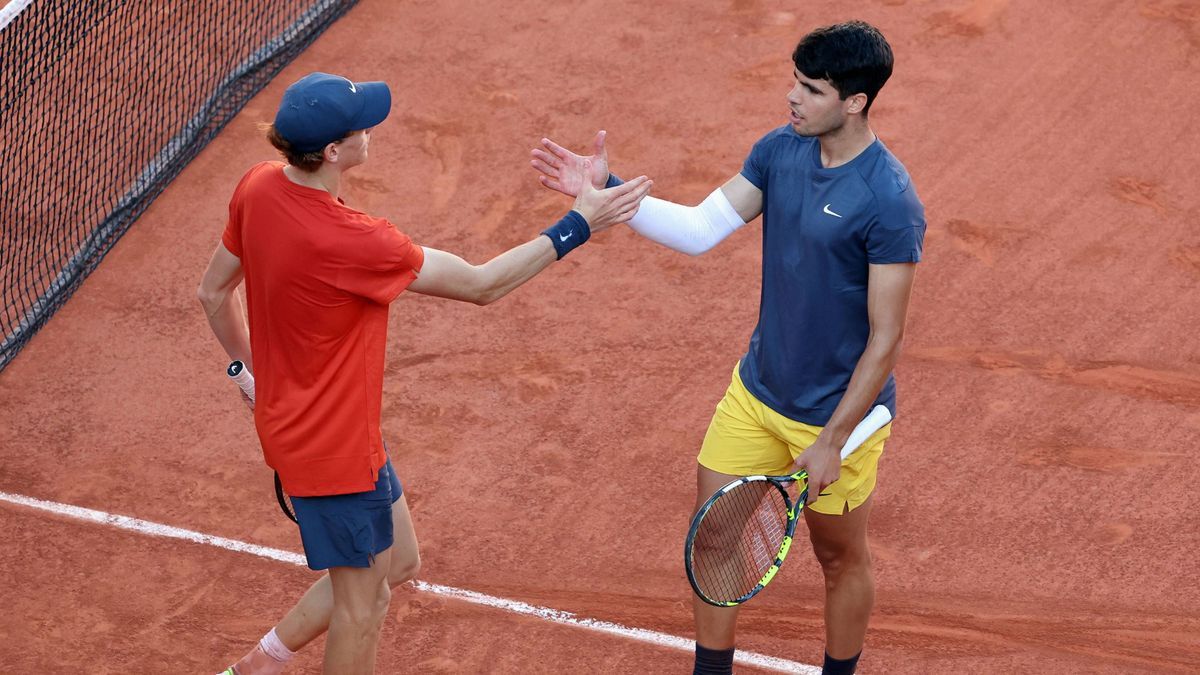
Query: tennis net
0 0 360 372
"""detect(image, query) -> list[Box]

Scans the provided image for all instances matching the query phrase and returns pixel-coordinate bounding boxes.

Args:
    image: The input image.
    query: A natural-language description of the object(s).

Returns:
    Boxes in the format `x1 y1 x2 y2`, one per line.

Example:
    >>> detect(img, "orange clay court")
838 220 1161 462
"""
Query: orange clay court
2 0 1199 673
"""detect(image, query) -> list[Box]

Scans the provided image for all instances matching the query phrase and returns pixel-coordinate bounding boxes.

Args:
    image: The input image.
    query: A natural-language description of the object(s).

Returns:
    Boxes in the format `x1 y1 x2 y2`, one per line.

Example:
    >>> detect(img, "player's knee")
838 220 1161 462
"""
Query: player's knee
811 541 870 578
375 580 393 614
334 587 390 633
694 517 743 552
387 549 420 588
363 583 393 628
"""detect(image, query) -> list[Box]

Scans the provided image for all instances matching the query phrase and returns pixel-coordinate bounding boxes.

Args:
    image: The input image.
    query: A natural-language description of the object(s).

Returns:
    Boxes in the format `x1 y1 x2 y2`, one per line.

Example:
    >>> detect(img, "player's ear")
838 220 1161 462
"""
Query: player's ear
845 92 869 115
323 140 340 164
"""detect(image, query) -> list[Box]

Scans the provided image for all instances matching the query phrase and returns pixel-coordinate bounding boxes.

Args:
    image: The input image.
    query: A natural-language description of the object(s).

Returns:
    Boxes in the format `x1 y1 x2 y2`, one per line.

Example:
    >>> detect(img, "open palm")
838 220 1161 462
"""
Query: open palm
530 130 610 197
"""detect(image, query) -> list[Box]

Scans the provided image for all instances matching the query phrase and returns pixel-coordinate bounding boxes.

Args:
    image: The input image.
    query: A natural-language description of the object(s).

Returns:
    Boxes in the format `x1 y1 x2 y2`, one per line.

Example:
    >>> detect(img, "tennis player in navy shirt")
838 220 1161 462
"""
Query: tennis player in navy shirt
531 21 925 675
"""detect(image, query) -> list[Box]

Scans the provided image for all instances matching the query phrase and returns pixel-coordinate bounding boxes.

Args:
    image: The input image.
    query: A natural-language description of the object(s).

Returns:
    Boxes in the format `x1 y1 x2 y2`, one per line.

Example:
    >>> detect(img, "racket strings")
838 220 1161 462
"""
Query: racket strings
691 481 789 603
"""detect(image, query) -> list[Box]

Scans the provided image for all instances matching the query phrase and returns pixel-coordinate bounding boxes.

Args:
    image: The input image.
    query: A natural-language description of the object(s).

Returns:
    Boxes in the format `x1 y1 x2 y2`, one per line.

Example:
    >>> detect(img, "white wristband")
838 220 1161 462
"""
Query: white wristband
627 188 746 256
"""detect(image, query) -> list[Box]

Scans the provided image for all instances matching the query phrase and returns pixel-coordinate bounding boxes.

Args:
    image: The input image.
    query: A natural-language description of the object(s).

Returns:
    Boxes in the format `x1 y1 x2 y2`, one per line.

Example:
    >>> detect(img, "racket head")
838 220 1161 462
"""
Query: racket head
274 471 298 524
685 474 805 606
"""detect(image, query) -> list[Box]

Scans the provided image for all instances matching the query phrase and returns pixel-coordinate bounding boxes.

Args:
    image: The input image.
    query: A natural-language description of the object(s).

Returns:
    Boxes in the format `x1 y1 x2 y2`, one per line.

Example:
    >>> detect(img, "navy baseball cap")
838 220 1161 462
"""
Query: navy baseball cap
273 72 392 153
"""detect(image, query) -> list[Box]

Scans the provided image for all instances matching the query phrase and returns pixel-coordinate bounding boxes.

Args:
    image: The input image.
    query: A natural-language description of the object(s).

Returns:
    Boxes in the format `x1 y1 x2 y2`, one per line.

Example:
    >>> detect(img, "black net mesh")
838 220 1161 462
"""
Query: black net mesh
0 0 359 371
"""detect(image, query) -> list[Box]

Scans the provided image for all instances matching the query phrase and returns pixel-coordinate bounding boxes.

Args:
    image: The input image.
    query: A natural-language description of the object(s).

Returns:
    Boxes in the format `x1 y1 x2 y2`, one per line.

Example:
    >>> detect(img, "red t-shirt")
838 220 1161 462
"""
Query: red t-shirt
222 162 424 496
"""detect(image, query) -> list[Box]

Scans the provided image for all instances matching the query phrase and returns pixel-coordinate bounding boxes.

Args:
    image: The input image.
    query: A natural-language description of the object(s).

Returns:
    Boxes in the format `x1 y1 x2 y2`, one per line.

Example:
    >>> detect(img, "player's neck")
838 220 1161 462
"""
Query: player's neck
283 164 344 198
817 120 876 169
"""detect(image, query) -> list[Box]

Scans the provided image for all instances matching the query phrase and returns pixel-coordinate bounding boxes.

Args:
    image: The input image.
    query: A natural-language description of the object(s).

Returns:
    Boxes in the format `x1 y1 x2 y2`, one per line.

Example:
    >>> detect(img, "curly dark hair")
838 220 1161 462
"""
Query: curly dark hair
793 21 894 115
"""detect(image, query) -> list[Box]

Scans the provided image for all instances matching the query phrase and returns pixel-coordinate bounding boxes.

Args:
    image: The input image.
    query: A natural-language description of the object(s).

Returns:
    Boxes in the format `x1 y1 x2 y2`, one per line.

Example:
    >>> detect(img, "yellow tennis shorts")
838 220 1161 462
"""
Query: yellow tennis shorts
698 364 891 516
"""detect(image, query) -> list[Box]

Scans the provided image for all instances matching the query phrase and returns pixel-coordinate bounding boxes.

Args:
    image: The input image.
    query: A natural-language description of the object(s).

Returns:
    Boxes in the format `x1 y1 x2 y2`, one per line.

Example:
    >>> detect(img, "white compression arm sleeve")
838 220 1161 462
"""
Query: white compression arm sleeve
626 187 746 256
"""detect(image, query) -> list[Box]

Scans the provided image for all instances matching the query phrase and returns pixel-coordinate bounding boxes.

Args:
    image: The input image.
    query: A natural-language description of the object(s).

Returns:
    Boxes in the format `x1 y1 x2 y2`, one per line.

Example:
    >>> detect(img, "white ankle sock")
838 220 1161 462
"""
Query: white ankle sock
259 627 297 663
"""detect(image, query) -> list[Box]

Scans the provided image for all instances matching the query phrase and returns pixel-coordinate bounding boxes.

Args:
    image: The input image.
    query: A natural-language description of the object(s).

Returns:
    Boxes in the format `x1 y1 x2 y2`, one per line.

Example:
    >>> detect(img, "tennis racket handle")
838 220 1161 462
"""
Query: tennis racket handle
226 360 256 403
839 405 893 459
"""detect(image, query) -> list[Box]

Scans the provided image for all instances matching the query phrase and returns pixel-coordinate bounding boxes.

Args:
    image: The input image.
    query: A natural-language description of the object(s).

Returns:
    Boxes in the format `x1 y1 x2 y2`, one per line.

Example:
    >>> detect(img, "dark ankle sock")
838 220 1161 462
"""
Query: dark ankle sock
822 650 862 675
693 643 735 675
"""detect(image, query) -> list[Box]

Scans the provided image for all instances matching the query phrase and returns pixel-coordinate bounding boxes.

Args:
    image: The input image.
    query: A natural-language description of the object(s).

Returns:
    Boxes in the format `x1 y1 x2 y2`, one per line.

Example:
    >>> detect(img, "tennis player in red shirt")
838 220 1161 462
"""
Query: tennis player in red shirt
199 72 651 674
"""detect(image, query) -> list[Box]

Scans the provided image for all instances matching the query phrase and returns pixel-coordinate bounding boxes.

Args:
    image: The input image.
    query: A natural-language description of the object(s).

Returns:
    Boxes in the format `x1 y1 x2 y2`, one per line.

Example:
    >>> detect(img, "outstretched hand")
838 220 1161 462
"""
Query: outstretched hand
571 160 651 233
531 130 610 197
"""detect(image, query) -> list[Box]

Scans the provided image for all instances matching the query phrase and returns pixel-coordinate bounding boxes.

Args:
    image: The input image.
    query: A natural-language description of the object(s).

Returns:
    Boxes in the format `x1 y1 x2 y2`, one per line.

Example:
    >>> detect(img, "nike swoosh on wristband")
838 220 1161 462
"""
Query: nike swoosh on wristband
559 231 573 242
823 204 842 218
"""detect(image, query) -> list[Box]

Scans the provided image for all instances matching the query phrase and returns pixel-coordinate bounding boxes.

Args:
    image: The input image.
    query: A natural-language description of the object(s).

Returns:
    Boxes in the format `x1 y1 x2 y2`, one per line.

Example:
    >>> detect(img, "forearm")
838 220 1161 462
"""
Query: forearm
606 174 752 255
473 234 558 305
820 335 903 448
200 290 253 370
627 192 745 255
415 178 646 305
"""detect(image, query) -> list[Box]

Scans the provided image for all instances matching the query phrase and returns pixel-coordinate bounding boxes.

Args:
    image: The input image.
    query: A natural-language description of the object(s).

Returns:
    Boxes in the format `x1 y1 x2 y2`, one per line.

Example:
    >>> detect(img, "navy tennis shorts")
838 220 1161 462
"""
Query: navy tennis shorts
291 457 403 571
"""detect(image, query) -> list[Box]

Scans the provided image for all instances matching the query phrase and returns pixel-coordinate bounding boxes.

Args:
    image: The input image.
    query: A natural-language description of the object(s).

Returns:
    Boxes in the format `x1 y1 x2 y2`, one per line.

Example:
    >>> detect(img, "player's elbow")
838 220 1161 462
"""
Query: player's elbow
472 284 504 306
409 259 500 305
868 329 905 361
469 263 511 305
196 284 223 314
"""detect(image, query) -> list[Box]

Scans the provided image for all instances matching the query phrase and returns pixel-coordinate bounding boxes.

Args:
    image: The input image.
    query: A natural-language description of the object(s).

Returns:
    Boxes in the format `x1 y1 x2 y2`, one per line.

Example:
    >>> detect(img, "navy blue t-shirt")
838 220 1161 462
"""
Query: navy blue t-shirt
738 125 925 425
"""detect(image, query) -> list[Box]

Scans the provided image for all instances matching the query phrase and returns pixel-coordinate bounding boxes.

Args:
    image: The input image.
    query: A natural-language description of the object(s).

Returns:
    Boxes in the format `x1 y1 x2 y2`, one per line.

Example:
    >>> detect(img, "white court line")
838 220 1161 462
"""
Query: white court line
0 490 818 674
